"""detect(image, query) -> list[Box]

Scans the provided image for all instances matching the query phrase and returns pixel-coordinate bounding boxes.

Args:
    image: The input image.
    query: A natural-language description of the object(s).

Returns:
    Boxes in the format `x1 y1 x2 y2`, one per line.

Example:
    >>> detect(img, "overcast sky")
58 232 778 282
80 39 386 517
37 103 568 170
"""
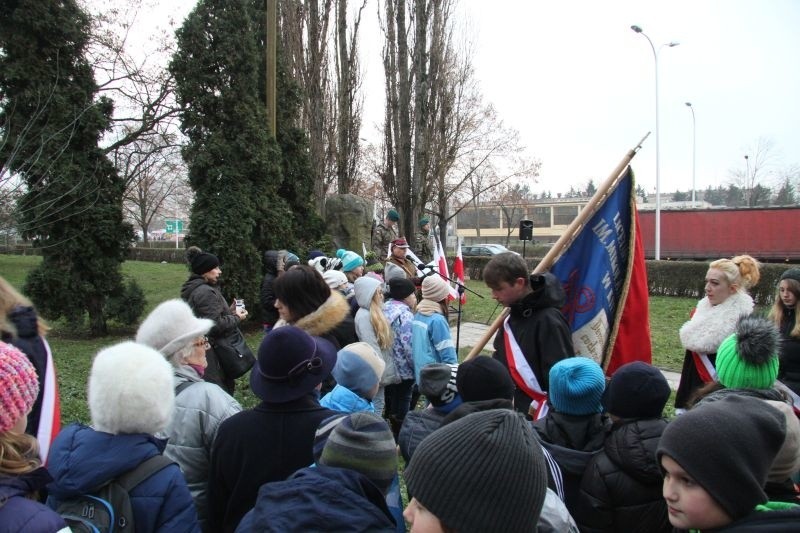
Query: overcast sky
147 0 800 196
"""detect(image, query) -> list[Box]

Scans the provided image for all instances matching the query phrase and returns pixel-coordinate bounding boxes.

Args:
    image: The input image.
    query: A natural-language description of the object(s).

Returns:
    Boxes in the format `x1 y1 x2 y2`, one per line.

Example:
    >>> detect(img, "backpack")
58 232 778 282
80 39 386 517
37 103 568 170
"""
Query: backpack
56 454 174 533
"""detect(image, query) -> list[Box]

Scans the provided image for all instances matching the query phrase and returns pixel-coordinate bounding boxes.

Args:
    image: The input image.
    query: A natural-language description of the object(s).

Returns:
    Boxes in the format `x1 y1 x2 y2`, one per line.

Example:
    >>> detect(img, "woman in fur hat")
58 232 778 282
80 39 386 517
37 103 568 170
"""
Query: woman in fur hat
674 255 760 410
136 299 241 531
769 268 800 396
46 342 199 532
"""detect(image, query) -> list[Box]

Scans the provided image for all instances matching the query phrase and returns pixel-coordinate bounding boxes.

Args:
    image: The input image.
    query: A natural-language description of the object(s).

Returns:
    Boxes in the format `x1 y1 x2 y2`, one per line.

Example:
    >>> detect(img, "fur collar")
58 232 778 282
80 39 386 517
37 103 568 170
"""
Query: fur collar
679 291 754 354
273 291 349 337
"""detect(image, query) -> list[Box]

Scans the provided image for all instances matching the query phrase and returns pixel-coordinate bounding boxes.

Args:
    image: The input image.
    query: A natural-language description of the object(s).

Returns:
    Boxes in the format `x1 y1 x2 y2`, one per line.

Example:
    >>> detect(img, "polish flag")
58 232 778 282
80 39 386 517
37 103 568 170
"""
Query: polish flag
433 238 459 300
453 239 466 305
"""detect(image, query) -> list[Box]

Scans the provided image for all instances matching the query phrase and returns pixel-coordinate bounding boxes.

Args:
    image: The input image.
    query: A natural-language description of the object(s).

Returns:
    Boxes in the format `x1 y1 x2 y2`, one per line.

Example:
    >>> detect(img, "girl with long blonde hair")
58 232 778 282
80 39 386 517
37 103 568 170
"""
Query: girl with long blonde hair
353 276 394 416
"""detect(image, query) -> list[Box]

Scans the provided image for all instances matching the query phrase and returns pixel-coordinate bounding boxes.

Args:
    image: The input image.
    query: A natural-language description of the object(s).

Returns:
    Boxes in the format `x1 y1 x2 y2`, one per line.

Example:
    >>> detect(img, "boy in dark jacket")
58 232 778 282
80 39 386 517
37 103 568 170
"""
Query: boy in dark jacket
483 253 574 417
533 357 609 516
575 361 672 533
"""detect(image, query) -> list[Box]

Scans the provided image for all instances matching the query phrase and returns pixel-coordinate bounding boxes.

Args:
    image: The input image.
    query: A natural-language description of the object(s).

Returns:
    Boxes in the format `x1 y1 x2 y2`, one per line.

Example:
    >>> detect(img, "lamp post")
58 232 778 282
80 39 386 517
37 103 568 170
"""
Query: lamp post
631 25 679 260
744 155 750 206
685 102 696 207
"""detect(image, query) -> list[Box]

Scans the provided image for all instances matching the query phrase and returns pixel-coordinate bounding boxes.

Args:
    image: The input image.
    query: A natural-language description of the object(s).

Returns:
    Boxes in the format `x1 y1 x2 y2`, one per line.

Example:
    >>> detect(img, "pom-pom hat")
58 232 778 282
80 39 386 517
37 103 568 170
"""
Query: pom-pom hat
136 299 213 357
250 326 337 403
336 249 364 273
715 315 780 389
0 342 40 433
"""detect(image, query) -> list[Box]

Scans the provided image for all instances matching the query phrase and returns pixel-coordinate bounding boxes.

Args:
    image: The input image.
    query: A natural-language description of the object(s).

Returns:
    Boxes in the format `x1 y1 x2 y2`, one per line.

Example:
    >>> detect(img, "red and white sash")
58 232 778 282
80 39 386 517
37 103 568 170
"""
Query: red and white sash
503 317 548 420
36 338 61 465
690 351 718 383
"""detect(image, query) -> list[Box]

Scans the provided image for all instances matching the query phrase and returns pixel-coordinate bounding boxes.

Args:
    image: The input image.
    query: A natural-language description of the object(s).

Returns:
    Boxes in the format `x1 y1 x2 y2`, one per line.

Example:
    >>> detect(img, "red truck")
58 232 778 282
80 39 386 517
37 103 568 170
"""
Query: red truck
637 206 799 261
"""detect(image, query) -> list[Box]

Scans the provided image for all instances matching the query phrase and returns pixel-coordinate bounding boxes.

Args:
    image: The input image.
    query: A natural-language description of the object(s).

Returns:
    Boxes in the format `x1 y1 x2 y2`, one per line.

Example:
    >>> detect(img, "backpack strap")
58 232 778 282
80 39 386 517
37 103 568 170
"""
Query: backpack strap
116 454 175 493
174 380 196 397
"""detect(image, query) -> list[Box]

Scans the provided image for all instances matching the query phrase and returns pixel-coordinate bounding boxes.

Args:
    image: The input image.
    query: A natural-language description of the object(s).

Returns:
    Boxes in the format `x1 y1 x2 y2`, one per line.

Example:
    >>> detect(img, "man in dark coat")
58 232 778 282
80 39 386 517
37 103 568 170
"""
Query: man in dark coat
483 252 574 416
180 247 247 394
259 250 283 332
207 327 339 533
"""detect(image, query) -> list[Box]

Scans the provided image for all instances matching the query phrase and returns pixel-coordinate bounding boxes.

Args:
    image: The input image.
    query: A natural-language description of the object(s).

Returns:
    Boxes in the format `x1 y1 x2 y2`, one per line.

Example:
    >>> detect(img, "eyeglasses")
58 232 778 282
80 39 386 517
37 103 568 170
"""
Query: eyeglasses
193 336 210 349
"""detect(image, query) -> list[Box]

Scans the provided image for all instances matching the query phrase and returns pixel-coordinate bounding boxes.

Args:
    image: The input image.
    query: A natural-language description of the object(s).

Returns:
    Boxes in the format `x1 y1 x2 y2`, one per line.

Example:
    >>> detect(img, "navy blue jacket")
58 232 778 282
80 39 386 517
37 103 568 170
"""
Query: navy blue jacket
0 467 66 533
46 424 199 533
236 465 395 532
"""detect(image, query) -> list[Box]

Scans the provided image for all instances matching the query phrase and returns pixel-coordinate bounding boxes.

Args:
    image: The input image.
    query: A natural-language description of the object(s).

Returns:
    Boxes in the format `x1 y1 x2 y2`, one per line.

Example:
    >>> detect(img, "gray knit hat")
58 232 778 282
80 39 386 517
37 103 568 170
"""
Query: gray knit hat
405 409 548 532
316 412 397 494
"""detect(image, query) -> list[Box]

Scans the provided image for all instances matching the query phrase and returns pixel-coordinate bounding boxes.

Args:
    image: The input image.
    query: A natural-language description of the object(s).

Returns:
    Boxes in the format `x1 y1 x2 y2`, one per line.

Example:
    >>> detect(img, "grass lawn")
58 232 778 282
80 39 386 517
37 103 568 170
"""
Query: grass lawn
2 254 696 425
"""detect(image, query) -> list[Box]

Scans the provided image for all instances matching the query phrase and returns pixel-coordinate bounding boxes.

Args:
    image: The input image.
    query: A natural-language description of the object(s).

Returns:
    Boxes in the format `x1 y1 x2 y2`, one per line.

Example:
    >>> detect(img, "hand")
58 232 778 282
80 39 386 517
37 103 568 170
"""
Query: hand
235 308 248 320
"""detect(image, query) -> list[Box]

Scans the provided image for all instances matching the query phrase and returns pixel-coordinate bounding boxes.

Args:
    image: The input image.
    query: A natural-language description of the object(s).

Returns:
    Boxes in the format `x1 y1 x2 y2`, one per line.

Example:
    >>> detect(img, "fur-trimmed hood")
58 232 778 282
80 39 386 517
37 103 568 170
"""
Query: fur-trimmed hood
679 291 754 355
274 291 350 338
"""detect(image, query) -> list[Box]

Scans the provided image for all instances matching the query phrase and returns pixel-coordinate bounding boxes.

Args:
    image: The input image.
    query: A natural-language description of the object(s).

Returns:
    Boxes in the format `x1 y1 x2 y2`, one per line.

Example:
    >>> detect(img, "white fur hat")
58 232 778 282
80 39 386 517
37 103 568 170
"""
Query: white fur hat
136 299 214 356
89 341 175 435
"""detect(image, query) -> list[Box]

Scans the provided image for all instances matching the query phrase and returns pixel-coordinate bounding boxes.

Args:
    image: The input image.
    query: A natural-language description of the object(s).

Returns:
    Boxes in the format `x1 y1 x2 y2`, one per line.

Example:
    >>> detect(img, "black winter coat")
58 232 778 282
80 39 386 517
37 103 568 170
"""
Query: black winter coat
778 307 800 395
259 251 280 326
574 418 670 533
493 273 574 415
207 395 338 533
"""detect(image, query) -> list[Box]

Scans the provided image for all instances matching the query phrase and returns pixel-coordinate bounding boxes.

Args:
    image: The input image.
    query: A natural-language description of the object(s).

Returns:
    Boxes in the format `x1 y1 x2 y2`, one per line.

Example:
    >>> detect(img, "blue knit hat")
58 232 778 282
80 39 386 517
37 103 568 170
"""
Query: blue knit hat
336 248 364 273
548 357 605 415
331 342 385 398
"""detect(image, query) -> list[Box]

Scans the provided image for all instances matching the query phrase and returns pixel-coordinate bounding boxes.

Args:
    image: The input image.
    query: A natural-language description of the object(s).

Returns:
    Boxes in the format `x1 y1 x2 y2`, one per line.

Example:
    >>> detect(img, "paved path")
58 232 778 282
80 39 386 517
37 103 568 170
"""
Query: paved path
451 321 681 391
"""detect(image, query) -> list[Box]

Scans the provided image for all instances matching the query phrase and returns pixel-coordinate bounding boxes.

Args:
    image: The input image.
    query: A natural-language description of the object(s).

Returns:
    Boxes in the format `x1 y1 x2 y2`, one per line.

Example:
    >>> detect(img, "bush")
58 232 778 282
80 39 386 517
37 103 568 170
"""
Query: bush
105 278 146 326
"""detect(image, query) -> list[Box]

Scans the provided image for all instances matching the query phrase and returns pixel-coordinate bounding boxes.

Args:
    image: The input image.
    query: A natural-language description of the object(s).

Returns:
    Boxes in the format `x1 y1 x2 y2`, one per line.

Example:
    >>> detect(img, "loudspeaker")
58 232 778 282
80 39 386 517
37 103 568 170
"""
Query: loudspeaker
519 219 533 241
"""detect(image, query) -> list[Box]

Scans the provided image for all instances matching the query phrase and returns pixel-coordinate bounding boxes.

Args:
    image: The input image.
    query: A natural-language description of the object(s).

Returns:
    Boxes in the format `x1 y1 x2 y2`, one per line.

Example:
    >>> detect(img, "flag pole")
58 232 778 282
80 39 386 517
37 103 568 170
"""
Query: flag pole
464 133 651 361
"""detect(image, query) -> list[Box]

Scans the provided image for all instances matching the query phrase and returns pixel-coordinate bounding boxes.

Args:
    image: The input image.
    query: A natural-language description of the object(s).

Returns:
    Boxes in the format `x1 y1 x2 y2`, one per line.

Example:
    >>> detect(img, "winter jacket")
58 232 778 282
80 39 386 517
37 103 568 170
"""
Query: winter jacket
675 291 754 408
273 291 357 350
533 411 610 516
2 305 48 436
46 424 199 533
372 222 398 258
575 418 671 533
161 366 241 530
0 467 68 533
778 307 800 395
398 407 450 463
715 501 800 531
384 299 415 380
492 273 574 415
320 384 375 414
208 394 338 533
384 257 418 282
259 250 281 326
412 311 457 383
180 275 240 391
236 466 396 532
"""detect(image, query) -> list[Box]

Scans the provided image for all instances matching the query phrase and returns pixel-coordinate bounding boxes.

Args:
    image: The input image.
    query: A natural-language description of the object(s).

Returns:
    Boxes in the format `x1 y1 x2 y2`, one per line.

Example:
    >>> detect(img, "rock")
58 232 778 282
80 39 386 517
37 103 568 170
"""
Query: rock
325 194 374 253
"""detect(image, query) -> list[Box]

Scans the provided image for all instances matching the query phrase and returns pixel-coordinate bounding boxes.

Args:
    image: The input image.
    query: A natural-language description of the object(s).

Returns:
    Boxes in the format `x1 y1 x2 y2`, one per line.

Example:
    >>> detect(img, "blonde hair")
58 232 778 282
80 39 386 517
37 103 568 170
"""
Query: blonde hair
0 276 49 337
0 431 40 476
369 290 394 350
708 255 760 292
769 278 800 338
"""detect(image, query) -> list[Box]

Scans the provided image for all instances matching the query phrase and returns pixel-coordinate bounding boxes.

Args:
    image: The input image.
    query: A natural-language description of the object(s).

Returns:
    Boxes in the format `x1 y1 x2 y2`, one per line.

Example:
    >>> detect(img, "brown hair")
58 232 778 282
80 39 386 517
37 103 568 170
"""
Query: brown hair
483 253 528 289
273 266 331 323
0 431 40 476
0 276 49 337
769 278 800 338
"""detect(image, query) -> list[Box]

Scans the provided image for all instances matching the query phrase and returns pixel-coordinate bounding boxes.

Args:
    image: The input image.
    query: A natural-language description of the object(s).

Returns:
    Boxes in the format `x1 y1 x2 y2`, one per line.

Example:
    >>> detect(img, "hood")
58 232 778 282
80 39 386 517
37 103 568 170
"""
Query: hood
511 272 565 316
180 275 207 300
604 418 668 484
263 250 280 275
241 466 395 531
47 423 165 498
537 437 600 475
8 305 39 338
354 277 382 310
0 466 53 499
292 291 350 337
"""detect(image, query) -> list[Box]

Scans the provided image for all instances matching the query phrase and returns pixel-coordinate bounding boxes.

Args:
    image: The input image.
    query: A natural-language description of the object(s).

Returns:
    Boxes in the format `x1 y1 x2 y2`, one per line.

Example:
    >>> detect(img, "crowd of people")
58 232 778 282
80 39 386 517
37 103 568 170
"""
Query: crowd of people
2 236 800 531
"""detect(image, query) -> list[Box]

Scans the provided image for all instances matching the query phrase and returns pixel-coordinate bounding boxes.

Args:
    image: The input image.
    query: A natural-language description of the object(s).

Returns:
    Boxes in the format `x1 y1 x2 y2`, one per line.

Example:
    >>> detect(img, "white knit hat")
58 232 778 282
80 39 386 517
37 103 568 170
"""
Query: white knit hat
136 299 214 356
323 270 349 289
422 275 450 302
89 341 175 435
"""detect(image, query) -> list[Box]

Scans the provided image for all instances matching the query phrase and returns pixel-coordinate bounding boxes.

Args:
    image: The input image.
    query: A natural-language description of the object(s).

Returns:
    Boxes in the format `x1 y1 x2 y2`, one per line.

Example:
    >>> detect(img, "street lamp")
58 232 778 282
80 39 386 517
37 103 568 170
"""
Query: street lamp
631 25 679 260
685 102 696 207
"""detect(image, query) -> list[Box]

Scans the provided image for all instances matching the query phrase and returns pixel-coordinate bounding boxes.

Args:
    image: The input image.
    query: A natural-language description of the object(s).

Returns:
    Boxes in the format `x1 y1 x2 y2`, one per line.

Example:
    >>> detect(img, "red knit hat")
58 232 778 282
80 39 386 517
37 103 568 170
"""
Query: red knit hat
0 341 39 432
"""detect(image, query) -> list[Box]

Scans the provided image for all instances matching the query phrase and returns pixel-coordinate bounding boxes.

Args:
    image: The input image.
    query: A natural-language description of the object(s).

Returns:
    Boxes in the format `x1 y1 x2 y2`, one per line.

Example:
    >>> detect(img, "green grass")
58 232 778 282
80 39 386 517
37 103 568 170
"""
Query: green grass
1 254 696 425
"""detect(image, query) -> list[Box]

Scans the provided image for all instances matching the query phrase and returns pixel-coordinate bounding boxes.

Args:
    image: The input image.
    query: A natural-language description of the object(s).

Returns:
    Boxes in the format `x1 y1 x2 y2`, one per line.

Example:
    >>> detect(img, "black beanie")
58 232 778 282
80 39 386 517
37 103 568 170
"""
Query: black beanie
602 361 670 419
456 356 514 402
657 395 786 521
189 251 220 275
387 277 415 301
405 409 547 533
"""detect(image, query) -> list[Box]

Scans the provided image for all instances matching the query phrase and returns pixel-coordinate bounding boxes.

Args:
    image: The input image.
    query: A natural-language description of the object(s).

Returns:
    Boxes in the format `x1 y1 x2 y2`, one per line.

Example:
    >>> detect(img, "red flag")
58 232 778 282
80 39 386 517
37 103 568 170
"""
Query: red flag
433 237 459 300
453 239 466 305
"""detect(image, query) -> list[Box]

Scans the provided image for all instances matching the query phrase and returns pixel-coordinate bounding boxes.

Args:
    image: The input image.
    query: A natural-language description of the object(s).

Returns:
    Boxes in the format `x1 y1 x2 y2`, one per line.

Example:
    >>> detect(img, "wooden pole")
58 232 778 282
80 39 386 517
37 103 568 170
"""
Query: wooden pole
464 133 651 361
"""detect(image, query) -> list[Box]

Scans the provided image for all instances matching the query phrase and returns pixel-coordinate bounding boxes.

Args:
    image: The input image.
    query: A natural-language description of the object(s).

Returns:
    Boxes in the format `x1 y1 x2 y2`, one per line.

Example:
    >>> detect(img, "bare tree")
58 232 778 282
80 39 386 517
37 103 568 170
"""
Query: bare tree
729 137 778 207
